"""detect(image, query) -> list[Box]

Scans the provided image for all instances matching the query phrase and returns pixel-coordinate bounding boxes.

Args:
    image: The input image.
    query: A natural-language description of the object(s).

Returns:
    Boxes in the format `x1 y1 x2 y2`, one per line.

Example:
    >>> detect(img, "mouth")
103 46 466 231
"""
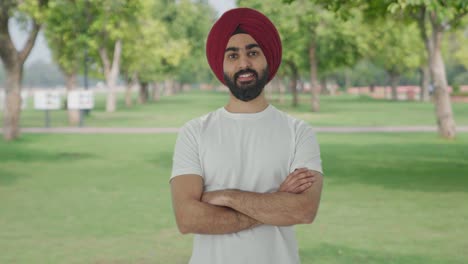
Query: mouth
235 71 257 84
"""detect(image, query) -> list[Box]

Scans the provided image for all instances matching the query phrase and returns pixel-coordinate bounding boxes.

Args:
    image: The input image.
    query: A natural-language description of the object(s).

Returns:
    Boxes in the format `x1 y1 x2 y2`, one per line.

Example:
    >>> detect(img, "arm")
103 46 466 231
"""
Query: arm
202 170 323 226
170 174 261 235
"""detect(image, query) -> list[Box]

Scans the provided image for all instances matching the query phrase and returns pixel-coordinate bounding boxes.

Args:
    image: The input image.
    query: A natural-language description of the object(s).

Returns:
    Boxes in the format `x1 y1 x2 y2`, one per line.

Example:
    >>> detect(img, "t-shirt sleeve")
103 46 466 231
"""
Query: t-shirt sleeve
170 121 203 181
289 121 323 175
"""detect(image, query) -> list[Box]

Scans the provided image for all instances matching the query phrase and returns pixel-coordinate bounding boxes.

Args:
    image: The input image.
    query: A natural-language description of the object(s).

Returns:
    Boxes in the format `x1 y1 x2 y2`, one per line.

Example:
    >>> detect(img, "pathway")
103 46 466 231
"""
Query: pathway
19 126 468 134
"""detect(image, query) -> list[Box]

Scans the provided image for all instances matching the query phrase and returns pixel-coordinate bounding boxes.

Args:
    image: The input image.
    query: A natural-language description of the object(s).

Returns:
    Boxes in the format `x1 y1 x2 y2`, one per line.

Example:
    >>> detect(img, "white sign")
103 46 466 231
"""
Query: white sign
34 91 62 110
21 91 28 109
68 90 94 110
0 90 28 111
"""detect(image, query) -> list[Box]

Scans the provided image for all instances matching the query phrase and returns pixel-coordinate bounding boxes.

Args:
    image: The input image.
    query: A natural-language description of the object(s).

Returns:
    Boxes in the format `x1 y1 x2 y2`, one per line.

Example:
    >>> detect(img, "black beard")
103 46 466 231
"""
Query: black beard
223 67 269 102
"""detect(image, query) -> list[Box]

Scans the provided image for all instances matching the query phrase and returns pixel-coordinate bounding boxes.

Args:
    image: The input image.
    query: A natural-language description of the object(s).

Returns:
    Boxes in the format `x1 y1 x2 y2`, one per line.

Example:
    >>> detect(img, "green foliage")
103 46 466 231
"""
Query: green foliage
43 0 142 80
448 22 468 70
120 0 186 82
162 0 217 84
388 0 468 26
16 0 49 23
101 0 215 84
44 1 87 75
366 19 422 76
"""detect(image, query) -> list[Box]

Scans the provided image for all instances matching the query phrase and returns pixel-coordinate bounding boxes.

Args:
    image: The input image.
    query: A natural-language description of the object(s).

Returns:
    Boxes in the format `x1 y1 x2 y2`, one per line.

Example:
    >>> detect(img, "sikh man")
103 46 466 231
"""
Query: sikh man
170 7 323 264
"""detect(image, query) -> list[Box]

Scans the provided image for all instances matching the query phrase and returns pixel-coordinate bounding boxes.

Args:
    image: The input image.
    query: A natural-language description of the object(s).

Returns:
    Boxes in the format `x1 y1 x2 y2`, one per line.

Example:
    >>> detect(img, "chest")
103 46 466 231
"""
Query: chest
199 122 294 192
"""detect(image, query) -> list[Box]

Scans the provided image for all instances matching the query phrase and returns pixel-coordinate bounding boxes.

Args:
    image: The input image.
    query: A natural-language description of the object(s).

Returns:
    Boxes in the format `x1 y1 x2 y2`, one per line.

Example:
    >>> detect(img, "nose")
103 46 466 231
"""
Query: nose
237 54 252 70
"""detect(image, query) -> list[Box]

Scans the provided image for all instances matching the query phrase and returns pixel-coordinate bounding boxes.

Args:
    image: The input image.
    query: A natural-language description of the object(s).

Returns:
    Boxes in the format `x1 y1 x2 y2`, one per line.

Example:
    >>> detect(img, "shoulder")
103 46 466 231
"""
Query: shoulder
179 108 222 136
270 105 315 134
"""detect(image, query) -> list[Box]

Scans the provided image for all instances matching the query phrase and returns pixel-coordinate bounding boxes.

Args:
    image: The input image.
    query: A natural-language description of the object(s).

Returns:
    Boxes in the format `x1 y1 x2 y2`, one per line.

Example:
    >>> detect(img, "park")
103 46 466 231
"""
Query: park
1 0 468 263
1 91 468 263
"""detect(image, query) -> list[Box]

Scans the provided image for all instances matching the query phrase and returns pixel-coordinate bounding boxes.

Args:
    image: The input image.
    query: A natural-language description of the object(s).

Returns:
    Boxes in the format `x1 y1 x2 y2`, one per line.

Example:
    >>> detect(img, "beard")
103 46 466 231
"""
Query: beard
223 67 269 102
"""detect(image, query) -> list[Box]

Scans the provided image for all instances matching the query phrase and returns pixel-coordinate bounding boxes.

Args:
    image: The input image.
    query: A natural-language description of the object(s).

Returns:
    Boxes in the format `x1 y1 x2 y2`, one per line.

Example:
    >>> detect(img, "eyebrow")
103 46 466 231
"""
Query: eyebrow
225 43 260 53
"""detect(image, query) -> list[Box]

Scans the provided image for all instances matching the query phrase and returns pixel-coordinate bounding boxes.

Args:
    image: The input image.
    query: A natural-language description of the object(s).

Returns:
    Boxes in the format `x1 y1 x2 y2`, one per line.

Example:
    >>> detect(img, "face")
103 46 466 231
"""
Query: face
223 33 269 102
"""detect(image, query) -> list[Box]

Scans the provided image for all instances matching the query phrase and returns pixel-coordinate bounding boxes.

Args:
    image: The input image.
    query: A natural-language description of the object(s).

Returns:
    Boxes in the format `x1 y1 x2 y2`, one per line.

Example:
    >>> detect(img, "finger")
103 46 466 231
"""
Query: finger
284 172 316 188
280 177 308 192
292 182 313 194
283 168 309 185
287 176 315 191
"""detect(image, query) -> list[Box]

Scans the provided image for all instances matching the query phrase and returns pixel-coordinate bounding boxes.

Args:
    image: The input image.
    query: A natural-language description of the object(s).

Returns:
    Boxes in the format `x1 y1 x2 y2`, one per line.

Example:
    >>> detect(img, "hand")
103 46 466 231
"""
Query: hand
279 168 319 194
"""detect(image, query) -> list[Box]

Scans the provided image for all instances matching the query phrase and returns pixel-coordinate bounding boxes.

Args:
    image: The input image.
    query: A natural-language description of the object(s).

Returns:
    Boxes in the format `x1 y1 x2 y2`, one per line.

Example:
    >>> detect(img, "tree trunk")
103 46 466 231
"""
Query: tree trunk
152 82 160 102
290 78 298 107
265 81 272 101
164 79 174 96
309 41 320 112
320 78 327 95
345 68 352 91
419 65 430 102
174 81 182 94
418 8 456 138
287 61 299 107
430 25 456 139
125 84 133 107
0 11 41 140
139 82 149 104
269 77 279 101
389 71 399 101
417 11 433 104
125 73 137 108
65 72 80 126
3 64 22 140
279 78 286 104
99 39 122 113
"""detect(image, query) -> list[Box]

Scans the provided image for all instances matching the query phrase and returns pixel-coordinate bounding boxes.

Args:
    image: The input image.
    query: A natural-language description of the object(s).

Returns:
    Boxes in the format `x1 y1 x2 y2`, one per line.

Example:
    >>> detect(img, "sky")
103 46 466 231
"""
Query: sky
10 0 236 66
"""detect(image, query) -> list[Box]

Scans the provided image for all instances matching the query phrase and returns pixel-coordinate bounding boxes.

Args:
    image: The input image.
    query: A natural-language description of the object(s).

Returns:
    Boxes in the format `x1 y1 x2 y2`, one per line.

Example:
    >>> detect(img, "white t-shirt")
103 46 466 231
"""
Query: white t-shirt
171 104 322 264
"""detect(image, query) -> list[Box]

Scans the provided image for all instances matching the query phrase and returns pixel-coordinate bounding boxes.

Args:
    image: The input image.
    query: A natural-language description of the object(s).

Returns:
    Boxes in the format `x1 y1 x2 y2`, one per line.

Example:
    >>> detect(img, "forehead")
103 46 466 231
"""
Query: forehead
225 33 260 49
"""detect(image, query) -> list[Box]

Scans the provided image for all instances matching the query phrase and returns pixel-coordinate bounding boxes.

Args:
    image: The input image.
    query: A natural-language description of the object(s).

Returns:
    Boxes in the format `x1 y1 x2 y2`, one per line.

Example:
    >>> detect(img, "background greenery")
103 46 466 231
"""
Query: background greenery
1 91 468 263
3 90 468 128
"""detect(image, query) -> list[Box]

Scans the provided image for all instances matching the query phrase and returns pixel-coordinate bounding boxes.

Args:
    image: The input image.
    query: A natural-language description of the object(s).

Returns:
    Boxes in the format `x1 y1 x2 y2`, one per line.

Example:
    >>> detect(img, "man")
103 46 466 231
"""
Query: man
170 7 323 264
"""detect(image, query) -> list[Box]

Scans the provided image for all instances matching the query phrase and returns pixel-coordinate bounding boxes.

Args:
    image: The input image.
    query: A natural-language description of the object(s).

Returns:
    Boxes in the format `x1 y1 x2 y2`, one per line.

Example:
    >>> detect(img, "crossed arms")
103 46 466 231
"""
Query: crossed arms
170 168 323 235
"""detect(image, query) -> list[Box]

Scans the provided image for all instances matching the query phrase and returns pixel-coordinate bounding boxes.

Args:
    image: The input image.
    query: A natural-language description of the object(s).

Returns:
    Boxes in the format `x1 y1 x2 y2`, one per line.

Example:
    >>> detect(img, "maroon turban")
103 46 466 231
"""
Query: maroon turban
206 7 282 85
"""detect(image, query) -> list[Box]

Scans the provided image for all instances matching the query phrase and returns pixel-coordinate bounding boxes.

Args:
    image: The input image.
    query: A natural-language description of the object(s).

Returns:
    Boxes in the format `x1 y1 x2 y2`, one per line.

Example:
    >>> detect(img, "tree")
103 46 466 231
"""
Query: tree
120 0 194 104
167 0 216 87
44 0 88 125
286 0 468 138
69 0 141 113
400 1 467 139
0 0 48 141
366 19 422 100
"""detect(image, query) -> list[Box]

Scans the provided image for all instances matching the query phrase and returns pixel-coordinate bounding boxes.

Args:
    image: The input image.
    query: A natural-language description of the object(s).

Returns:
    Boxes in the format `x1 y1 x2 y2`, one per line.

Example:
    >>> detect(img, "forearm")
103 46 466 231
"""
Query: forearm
224 191 311 226
202 173 323 226
175 199 260 235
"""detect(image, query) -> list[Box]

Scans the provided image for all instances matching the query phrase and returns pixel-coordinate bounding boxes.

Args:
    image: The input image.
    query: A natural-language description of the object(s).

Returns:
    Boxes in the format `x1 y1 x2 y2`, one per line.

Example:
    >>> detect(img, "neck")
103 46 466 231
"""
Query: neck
225 90 269 113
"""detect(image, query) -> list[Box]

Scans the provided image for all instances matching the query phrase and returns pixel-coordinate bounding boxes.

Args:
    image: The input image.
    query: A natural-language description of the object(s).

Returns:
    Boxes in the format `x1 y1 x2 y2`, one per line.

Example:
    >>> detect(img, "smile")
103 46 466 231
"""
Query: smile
236 72 256 83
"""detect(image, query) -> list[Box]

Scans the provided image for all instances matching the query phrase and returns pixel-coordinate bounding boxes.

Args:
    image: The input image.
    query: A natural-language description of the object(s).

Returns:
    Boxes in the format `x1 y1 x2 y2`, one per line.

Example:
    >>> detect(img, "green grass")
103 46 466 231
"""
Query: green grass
5 90 468 127
1 133 467 263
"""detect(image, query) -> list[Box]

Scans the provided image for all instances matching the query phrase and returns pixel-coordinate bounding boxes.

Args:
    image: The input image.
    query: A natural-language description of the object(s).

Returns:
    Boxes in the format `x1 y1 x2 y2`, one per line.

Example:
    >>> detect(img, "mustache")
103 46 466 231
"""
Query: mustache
234 69 258 81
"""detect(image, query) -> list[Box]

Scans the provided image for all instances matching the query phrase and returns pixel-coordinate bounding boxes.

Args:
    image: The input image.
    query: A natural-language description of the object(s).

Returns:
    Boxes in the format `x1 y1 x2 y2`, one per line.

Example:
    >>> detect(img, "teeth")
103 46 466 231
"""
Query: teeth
239 73 253 78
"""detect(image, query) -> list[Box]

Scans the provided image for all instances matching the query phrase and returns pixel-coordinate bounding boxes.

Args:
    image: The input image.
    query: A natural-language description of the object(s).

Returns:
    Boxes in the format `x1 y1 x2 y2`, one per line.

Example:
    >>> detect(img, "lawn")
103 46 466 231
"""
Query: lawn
5 89 468 128
1 133 467 263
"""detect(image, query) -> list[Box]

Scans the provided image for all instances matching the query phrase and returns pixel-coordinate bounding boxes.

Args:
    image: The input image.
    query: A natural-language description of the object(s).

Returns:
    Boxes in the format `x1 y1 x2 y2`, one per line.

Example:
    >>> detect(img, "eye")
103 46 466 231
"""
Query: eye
227 53 238 60
248 50 259 57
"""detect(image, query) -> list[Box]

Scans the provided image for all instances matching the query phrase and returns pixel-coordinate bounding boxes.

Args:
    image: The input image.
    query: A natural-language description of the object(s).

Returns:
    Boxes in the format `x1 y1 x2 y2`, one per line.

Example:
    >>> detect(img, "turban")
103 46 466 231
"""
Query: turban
206 7 282 85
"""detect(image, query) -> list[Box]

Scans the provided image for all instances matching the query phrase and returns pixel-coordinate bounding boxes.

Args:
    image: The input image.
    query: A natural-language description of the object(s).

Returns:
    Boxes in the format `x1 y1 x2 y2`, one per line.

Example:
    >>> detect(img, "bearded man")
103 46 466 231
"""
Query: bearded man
170 7 324 264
